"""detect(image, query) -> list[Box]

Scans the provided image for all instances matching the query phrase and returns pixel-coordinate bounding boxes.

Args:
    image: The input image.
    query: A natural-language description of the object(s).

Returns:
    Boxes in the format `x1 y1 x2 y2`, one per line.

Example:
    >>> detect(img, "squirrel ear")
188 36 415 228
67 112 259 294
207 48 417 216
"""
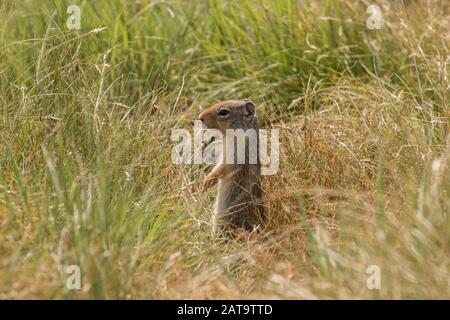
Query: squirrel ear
243 99 255 117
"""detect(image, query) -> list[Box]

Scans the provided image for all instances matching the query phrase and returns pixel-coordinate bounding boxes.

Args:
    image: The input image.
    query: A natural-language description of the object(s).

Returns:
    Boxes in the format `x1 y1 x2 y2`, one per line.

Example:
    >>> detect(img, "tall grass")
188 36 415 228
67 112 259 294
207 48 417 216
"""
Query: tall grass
0 0 448 298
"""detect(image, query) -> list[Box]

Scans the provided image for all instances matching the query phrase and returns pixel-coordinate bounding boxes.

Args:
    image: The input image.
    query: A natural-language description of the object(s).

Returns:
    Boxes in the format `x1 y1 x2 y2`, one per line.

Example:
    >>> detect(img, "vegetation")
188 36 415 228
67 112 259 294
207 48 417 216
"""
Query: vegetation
0 0 448 299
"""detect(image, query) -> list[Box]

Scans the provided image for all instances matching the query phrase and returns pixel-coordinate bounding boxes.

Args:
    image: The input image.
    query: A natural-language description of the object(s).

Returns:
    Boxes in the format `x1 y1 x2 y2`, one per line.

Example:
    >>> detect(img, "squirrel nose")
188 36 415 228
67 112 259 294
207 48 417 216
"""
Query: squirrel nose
199 116 204 122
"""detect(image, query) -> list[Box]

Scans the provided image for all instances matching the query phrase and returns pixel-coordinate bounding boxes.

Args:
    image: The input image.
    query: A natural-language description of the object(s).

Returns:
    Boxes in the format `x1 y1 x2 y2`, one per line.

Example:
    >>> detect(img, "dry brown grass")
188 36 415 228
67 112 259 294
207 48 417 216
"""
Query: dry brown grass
0 0 448 299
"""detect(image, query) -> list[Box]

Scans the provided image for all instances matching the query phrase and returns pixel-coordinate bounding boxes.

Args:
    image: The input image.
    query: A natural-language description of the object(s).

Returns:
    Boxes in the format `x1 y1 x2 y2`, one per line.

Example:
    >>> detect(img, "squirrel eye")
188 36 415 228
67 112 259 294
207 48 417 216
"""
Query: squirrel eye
218 109 230 116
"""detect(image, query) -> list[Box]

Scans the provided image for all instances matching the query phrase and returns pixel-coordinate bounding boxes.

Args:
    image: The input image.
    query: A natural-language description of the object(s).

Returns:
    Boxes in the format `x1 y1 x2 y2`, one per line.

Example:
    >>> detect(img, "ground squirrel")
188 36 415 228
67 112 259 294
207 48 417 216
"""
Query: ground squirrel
198 99 264 237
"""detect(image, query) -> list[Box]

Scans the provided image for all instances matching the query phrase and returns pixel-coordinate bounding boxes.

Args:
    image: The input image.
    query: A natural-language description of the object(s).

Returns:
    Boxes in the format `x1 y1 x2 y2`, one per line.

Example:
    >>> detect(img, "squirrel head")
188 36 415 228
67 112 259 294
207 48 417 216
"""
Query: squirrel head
198 99 257 133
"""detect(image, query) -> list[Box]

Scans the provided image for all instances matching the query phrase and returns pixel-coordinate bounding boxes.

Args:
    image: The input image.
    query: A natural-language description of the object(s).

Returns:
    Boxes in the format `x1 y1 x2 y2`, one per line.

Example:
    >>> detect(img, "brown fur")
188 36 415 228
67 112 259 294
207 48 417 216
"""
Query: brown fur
199 99 264 237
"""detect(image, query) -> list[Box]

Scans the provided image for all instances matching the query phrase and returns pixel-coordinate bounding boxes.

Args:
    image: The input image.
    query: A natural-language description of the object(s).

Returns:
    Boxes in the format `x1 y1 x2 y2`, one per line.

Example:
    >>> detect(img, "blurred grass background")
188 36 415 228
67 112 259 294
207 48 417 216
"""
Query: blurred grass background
0 0 448 298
